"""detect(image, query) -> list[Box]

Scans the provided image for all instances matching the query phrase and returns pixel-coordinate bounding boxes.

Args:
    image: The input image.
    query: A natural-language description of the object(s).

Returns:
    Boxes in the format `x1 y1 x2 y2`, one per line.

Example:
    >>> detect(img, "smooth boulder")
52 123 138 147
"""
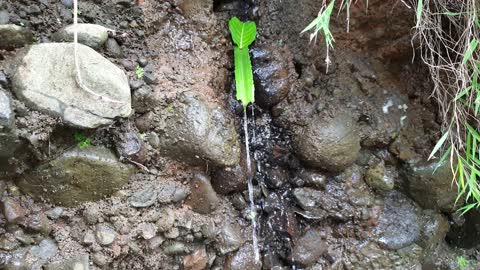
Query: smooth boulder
0 24 34 49
292 112 361 172
155 92 240 167
52 23 109 49
18 146 134 206
405 160 458 212
12 43 132 129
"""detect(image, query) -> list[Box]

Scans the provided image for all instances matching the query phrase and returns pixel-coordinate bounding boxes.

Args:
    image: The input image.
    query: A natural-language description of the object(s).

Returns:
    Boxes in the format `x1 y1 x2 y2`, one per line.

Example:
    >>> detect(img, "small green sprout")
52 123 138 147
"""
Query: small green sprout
135 65 144 79
228 17 257 107
74 133 92 149
457 256 470 270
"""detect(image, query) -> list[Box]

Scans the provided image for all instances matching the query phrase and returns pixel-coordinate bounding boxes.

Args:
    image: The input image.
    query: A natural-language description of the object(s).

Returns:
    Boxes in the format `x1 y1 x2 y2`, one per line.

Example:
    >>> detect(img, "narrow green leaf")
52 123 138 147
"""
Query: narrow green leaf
463 39 479 65
428 131 449 160
466 123 480 141
416 0 423 28
454 86 472 101
233 47 254 106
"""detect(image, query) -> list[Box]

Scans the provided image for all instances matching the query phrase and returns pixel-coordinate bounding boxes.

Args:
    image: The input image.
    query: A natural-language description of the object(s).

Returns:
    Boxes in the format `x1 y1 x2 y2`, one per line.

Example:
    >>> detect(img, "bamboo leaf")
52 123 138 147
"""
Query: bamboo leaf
428 131 449 160
463 39 479 65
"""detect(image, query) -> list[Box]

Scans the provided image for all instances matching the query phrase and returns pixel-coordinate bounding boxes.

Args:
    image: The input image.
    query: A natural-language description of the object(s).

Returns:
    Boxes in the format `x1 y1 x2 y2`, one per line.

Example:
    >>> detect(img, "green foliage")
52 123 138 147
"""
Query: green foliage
228 17 257 107
301 0 335 49
74 133 92 149
229 17 257 49
457 256 470 270
135 65 144 79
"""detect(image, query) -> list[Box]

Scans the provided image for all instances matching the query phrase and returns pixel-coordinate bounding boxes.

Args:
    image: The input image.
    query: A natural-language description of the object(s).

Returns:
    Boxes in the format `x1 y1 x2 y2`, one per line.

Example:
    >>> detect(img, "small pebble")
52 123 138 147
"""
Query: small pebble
138 57 148 67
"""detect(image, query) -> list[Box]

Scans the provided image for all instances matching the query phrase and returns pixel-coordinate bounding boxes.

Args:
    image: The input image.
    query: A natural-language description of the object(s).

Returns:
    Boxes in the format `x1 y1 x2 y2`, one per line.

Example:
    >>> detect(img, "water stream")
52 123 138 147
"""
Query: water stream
243 106 261 262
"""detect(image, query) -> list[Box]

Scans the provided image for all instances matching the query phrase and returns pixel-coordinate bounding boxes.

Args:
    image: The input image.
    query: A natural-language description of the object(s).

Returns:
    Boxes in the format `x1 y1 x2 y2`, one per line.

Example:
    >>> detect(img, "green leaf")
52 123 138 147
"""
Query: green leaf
463 39 479 64
416 0 423 28
428 131 449 160
234 47 254 106
454 86 472 101
229 17 257 49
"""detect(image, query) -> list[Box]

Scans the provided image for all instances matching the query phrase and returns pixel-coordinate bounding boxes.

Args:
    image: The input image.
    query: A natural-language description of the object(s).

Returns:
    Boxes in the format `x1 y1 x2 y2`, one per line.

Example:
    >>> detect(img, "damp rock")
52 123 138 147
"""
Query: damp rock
106 38 123 58
211 147 253 195
45 255 89 270
52 23 109 49
217 223 244 255
155 92 240 167
0 24 34 49
184 246 208 270
373 191 423 250
164 242 188 255
12 43 132 129
18 147 134 206
130 185 157 208
137 223 157 240
24 213 52 235
292 229 327 267
95 223 117 246
365 161 395 192
296 169 327 189
292 112 360 172
405 160 458 212
1 197 26 224
251 45 297 108
115 131 147 163
224 243 262 270
185 172 219 214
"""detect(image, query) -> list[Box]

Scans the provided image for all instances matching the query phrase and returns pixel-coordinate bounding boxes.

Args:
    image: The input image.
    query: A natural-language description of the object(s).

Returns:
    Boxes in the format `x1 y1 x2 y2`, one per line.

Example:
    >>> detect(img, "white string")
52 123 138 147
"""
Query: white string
73 0 123 105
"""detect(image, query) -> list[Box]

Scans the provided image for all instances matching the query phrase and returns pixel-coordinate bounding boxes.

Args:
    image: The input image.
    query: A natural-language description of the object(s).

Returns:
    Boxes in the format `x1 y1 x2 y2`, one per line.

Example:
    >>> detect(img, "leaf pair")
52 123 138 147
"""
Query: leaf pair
229 17 257 107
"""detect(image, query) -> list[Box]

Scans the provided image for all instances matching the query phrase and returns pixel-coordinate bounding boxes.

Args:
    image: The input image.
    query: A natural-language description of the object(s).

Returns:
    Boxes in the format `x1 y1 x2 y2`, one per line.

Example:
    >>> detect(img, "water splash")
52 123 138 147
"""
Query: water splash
244 106 260 262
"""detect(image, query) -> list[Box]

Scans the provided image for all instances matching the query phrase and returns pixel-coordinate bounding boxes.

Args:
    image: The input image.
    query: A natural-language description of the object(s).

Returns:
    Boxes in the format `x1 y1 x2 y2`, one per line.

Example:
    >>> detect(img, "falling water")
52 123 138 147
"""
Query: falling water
244 106 260 262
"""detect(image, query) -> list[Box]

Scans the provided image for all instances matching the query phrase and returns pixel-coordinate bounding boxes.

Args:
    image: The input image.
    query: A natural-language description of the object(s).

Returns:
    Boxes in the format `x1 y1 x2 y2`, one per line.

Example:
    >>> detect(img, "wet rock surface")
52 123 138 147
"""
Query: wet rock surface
405 160 458 212
18 147 134 206
185 172 219 214
251 45 297 108
292 228 327 267
52 23 109 49
292 112 361 172
0 24 34 49
12 43 132 128
154 93 241 167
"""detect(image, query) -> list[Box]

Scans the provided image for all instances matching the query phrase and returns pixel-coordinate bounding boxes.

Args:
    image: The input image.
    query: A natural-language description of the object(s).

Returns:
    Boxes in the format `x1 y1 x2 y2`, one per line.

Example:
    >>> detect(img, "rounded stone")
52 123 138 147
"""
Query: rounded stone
292 112 360 172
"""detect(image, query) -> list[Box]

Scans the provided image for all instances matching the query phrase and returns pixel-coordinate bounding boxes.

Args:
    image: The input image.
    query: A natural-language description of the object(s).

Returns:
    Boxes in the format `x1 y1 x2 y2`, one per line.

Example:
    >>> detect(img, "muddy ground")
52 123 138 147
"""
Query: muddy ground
0 0 479 269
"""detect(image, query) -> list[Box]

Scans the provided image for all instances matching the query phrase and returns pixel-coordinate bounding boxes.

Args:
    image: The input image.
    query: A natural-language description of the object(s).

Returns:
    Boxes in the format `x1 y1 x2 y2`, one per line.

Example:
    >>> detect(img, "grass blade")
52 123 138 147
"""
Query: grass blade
428 131 449 160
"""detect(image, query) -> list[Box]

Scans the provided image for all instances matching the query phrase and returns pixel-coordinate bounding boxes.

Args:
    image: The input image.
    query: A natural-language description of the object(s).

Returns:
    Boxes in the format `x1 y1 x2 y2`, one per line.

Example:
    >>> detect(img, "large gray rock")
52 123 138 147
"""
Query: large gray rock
292 112 361 172
0 24 34 49
12 43 132 129
18 146 134 206
52 23 109 49
373 191 449 251
0 89 19 157
405 160 458 212
155 92 240 167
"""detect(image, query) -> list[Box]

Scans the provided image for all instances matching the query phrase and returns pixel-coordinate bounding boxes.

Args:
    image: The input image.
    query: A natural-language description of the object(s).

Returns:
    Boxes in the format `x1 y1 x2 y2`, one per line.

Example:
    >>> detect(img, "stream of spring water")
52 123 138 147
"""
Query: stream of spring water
243 106 260 262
